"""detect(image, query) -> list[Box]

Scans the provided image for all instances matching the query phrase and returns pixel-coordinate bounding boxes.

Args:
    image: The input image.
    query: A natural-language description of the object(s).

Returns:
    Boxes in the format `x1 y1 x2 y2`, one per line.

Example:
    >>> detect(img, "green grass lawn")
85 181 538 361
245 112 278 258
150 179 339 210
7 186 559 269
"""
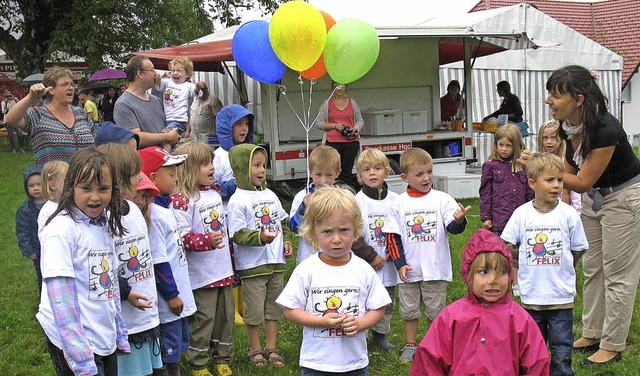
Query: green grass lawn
1 143 638 375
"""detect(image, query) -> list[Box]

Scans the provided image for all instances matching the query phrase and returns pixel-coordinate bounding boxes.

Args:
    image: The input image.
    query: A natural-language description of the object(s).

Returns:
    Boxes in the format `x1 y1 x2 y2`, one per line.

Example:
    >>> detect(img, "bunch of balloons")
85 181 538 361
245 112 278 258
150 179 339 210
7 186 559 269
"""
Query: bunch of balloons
232 1 380 85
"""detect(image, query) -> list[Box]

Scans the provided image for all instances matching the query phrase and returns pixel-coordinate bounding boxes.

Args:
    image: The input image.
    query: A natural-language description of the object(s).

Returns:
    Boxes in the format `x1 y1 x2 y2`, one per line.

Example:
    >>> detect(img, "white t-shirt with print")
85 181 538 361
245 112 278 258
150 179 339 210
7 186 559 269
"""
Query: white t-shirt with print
171 190 234 289
148 202 196 323
290 188 319 265
355 190 400 287
384 190 458 283
116 201 160 334
156 78 197 122
276 253 391 372
501 201 588 305
37 211 119 356
227 188 288 270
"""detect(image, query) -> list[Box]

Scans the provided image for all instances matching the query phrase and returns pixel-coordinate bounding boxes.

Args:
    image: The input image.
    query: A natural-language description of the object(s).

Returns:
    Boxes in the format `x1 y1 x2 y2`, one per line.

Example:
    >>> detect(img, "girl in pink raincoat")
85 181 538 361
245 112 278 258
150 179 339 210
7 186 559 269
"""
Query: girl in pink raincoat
410 229 550 375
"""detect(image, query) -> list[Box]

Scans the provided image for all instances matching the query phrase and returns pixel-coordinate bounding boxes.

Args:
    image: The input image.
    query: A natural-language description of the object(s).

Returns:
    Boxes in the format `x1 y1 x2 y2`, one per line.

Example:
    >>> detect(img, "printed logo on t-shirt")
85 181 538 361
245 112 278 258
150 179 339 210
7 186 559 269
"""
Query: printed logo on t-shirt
524 226 563 266
164 88 175 107
199 201 226 236
116 234 153 284
367 212 387 247
310 286 360 338
404 209 437 243
173 227 188 267
88 249 115 300
252 200 280 234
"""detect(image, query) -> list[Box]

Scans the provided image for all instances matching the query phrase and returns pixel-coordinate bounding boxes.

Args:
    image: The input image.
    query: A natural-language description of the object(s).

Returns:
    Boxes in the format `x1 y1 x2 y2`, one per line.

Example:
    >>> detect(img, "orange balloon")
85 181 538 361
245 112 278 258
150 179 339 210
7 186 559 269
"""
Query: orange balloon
302 54 327 80
301 10 335 80
320 10 336 32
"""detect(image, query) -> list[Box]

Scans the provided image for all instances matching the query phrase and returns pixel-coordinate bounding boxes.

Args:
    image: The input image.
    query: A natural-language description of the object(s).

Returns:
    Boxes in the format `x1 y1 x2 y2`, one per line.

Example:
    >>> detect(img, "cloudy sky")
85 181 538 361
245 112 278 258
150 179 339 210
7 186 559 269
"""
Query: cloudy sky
308 0 480 25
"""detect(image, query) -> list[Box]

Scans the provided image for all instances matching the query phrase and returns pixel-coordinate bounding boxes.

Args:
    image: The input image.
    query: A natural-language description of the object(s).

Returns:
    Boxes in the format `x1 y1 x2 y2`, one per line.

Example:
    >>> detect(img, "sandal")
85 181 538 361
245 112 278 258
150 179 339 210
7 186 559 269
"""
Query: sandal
247 349 267 367
265 348 285 367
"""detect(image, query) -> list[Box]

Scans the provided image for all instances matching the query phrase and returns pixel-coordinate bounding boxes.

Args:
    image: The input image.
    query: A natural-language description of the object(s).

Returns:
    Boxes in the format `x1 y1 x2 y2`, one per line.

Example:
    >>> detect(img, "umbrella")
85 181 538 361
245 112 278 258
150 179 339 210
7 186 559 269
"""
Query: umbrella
89 69 126 81
21 73 44 86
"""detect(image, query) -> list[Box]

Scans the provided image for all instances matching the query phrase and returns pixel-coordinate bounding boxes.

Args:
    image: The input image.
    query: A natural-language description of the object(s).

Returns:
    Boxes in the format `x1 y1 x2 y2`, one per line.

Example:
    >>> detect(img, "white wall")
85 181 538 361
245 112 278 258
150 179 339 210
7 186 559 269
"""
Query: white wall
622 77 640 140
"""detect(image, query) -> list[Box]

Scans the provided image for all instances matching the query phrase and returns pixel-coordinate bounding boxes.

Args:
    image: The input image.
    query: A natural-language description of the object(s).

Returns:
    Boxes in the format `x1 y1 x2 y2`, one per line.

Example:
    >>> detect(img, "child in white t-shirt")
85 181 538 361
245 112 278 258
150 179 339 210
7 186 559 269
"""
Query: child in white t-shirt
385 148 471 364
171 141 235 376
155 56 203 136
99 143 163 376
37 147 129 375
289 145 341 265
139 146 197 375
277 186 391 374
501 152 588 376
353 149 400 351
227 144 294 367
37 160 68 241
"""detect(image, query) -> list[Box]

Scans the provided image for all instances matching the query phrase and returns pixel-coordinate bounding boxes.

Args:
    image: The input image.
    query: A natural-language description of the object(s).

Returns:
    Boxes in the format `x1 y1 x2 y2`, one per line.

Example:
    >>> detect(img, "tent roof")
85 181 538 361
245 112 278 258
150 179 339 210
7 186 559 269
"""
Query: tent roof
132 3 558 71
471 0 639 87
132 39 233 72
439 3 621 73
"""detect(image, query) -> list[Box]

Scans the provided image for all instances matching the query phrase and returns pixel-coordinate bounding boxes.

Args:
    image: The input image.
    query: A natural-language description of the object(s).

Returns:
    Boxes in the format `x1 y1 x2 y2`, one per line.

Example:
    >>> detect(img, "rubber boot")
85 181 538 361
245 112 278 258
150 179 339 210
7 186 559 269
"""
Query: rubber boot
371 330 396 350
234 286 244 325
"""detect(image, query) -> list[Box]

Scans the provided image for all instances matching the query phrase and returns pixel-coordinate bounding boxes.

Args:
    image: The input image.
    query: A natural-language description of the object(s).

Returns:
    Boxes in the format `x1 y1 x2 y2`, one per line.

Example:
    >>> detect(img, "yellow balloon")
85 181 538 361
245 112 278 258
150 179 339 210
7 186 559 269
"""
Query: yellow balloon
269 1 326 72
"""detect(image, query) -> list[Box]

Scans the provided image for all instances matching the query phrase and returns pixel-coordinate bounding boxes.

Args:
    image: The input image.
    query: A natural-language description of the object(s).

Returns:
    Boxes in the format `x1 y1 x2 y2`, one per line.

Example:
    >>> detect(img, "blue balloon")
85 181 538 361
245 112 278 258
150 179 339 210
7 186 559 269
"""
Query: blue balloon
232 21 286 84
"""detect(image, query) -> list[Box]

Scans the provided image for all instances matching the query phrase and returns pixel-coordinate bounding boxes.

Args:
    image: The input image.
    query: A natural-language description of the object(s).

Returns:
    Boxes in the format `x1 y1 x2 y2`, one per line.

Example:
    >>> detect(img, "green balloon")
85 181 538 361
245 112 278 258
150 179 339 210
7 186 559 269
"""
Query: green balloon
324 18 380 84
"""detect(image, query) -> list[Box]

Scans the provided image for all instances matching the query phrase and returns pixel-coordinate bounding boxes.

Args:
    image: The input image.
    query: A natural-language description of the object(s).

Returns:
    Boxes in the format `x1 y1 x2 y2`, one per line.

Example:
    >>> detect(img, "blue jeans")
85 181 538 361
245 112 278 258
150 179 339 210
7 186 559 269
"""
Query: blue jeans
301 366 368 376
526 308 574 376
165 120 187 136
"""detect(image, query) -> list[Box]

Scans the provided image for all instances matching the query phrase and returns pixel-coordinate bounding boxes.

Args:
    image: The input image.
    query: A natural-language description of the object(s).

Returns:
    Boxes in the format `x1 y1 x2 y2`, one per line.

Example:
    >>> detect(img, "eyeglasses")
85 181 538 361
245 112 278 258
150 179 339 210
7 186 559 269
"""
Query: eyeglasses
139 68 155 73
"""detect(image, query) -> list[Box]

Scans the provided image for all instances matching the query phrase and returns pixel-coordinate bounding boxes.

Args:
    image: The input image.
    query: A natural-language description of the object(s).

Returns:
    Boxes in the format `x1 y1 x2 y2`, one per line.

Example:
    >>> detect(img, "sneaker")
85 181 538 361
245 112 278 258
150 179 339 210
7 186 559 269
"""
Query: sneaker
215 364 233 376
399 343 417 363
512 284 520 297
191 368 214 376
371 331 396 350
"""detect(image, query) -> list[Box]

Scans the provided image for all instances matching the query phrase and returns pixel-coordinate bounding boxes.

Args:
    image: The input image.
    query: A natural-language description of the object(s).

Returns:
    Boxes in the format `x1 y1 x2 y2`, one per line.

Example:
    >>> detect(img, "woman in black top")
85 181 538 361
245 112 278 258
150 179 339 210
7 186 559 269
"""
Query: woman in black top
99 86 118 123
483 81 523 123
546 65 640 366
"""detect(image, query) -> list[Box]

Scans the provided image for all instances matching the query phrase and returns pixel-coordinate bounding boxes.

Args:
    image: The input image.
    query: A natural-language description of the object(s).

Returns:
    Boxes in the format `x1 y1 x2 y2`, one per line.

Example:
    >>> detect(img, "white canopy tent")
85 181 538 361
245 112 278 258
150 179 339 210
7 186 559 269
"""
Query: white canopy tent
429 3 622 162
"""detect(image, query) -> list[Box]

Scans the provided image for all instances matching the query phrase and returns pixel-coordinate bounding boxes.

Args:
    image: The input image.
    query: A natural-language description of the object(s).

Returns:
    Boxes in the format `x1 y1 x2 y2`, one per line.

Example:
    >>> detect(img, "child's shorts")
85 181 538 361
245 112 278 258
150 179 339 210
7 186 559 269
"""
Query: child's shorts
165 120 187 136
241 272 284 325
117 337 163 376
398 280 448 321
159 317 190 363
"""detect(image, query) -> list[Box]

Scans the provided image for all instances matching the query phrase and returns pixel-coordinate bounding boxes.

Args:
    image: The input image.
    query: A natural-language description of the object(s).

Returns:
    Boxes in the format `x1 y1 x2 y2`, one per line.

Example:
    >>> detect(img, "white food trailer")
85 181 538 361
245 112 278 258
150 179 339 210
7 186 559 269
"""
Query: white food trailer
136 6 553 196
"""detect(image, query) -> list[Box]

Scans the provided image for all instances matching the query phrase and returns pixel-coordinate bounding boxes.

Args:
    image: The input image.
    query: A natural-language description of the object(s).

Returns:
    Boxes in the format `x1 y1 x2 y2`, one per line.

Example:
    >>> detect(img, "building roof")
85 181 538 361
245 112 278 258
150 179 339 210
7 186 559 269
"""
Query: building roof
471 0 640 88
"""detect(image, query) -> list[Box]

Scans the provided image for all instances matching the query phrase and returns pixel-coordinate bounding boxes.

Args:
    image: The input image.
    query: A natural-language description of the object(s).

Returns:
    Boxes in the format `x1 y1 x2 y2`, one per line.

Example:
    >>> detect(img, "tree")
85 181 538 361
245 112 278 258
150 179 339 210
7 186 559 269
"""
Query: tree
0 0 284 78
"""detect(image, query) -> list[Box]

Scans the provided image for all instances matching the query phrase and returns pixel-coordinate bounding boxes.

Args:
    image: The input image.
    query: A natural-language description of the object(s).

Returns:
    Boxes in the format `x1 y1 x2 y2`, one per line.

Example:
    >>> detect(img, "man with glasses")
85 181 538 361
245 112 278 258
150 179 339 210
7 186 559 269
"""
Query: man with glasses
114 55 180 149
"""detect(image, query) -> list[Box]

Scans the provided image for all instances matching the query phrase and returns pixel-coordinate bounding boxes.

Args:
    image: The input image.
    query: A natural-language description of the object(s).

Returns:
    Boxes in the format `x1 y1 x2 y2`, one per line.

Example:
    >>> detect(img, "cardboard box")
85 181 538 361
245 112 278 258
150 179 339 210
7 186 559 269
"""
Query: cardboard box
403 110 430 133
362 110 403 136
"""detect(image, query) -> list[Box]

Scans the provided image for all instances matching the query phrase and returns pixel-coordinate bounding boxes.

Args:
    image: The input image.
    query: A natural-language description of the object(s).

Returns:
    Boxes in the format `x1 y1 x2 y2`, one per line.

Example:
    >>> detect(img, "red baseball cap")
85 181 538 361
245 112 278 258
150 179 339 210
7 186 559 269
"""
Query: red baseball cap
138 146 187 176
135 172 160 200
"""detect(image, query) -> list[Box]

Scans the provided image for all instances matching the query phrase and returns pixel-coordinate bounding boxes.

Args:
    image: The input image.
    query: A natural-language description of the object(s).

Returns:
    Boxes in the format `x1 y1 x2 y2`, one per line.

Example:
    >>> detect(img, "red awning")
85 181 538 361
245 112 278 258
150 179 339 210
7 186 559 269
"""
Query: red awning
132 39 233 72
438 38 505 65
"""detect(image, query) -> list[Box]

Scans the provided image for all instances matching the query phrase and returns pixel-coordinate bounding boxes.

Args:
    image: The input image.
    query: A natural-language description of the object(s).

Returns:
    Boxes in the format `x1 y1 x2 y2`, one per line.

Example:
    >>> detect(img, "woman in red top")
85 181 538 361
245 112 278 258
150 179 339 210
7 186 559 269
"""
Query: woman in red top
440 80 462 121
317 82 364 188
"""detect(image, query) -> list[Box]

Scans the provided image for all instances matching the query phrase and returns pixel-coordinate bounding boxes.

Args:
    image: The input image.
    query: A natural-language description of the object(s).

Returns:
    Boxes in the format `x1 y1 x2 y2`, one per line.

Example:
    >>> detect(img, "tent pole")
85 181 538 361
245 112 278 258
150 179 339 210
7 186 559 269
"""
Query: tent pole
223 61 249 106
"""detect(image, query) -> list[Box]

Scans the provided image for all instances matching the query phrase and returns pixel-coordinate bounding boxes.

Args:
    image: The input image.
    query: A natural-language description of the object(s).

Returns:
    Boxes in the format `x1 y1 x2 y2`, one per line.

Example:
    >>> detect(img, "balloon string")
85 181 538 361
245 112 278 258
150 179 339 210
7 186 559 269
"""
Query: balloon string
307 79 315 132
298 75 309 131
276 85 306 130
309 86 338 130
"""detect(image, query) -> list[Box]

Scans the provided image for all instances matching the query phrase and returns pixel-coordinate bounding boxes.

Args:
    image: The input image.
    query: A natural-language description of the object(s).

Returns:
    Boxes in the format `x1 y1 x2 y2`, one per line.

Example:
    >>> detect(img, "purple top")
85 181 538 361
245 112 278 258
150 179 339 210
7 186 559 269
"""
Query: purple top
479 159 534 232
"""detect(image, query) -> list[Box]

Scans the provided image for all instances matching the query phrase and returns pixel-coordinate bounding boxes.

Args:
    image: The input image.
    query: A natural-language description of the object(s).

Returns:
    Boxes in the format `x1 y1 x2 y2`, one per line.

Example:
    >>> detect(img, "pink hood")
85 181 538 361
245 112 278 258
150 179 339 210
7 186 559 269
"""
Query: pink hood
460 229 513 292
136 172 160 200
